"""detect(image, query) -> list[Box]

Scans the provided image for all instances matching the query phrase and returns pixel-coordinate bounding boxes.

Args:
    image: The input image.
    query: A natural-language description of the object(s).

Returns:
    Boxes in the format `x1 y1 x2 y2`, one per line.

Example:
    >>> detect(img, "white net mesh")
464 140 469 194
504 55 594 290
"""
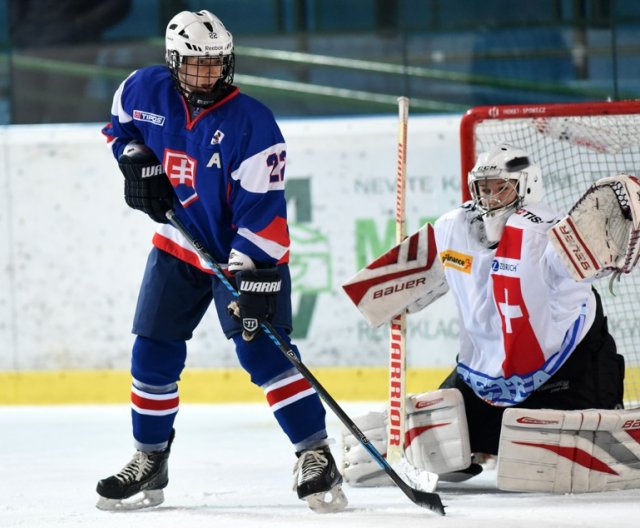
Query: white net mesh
467 106 640 408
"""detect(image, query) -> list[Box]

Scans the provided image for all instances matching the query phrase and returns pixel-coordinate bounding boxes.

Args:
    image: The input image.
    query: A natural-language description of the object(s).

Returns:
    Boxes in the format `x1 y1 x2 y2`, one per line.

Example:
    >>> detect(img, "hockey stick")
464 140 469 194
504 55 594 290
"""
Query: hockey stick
387 96 409 465
165 209 445 515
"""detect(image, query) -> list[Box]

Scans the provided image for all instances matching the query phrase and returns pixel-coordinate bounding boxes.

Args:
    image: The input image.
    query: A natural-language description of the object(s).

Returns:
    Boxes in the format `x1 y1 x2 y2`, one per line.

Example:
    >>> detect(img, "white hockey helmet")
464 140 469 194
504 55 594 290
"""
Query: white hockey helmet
469 143 543 211
468 144 543 243
165 10 235 107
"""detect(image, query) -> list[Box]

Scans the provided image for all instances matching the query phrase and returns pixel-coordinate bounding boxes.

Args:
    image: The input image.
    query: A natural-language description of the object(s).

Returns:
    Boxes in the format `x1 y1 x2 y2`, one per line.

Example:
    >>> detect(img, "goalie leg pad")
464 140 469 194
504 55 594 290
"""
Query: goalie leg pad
341 389 472 487
341 411 391 487
404 389 472 474
497 407 640 493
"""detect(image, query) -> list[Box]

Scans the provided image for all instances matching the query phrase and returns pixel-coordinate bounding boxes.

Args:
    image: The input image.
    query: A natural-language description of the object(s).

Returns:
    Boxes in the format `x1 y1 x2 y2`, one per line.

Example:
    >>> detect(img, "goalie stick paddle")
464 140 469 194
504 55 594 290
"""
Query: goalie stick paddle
165 209 445 515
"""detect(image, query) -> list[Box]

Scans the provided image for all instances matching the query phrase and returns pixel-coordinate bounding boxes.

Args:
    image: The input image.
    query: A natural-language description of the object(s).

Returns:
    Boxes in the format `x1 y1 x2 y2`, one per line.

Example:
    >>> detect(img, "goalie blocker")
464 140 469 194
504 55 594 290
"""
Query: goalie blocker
342 223 449 327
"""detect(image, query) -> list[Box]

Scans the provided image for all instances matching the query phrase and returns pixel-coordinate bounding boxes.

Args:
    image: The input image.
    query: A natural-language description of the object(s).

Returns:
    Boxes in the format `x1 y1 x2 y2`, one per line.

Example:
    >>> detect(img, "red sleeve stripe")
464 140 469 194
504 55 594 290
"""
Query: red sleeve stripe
256 216 290 248
237 226 289 263
264 373 315 412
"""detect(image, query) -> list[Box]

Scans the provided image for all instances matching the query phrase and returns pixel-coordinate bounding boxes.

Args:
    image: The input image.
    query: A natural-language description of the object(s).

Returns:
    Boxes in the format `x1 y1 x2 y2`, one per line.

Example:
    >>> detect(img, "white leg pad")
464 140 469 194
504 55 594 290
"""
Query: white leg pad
341 411 391 487
341 389 471 487
497 408 640 493
404 389 471 474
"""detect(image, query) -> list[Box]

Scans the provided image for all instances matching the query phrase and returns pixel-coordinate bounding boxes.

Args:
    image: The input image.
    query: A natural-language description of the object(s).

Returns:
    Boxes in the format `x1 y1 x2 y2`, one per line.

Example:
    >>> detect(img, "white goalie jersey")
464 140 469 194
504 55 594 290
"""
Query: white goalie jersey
434 203 596 407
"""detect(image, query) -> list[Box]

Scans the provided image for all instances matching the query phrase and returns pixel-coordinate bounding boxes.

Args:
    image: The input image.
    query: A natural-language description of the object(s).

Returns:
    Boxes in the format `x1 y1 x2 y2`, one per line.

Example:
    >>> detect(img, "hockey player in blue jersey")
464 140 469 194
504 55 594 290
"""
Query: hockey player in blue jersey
95 10 347 513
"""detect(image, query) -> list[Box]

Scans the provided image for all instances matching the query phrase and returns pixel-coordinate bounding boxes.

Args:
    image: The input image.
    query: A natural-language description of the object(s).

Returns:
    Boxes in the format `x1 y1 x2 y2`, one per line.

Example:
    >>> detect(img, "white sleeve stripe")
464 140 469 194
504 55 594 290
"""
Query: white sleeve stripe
237 227 288 260
230 143 287 193
111 74 135 123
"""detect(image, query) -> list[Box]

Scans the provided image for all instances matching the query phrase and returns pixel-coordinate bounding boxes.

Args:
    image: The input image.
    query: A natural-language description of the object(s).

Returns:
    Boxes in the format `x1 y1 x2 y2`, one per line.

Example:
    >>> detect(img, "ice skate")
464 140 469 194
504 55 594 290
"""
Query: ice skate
95 430 174 511
439 461 483 483
293 445 348 513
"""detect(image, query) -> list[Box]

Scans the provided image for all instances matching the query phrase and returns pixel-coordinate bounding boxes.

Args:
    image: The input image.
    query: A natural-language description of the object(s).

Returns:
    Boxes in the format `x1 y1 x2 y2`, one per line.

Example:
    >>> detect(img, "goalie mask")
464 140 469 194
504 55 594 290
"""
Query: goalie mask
165 10 235 108
468 143 543 244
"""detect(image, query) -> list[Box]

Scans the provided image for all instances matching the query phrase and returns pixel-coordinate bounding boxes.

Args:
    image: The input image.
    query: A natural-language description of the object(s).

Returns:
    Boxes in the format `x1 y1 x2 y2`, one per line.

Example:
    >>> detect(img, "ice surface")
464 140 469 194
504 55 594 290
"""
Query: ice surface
1 402 637 527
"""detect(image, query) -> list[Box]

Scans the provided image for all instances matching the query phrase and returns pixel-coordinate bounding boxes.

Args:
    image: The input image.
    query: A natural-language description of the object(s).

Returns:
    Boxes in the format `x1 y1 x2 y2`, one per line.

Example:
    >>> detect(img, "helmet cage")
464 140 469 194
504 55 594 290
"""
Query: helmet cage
167 50 235 107
469 170 525 215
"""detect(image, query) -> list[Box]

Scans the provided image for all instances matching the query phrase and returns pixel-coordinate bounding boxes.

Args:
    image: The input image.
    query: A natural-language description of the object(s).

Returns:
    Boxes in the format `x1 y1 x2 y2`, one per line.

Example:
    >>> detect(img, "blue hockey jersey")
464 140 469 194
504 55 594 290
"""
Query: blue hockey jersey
102 65 290 271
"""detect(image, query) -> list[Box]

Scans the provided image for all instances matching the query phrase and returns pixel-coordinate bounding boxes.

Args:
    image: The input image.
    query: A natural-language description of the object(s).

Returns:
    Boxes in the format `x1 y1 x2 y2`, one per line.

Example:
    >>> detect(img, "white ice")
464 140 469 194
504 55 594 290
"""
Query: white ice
1 402 637 528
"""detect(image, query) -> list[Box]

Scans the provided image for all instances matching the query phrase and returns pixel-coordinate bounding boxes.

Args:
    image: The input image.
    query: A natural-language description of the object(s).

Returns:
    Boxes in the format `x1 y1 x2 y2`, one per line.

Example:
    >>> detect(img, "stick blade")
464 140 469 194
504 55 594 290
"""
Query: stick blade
408 489 446 515
386 459 445 515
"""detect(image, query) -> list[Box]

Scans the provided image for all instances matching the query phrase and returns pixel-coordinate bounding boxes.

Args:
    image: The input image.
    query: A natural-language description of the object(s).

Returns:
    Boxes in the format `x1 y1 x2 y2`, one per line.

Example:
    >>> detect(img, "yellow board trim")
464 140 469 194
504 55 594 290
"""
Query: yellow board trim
0 368 453 405
2 367 637 406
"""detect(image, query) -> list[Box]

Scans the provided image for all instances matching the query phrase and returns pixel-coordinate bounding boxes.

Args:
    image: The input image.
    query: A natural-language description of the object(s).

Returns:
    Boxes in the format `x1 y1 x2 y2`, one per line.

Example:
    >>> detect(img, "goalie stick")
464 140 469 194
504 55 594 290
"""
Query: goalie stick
387 96 409 465
165 209 445 515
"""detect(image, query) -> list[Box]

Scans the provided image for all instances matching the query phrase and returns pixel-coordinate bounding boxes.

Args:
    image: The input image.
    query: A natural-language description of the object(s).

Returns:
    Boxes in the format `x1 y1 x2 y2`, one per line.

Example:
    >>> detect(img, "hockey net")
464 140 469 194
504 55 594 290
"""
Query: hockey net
460 101 640 409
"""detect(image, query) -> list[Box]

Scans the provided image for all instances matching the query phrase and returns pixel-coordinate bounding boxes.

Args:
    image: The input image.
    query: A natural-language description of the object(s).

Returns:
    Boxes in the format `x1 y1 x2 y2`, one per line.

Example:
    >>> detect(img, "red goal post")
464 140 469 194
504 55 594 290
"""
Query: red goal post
459 100 640 408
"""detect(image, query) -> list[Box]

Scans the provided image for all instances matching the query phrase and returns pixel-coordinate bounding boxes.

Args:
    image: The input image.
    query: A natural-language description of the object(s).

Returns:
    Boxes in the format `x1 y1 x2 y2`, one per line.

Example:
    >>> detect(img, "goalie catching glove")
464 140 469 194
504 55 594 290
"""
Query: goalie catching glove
118 141 175 223
549 174 640 282
227 250 281 341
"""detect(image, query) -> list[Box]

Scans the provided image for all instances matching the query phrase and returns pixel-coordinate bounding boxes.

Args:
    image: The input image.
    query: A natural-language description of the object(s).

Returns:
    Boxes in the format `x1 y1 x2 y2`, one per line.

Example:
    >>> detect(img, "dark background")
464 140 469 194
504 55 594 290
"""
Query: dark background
0 0 637 124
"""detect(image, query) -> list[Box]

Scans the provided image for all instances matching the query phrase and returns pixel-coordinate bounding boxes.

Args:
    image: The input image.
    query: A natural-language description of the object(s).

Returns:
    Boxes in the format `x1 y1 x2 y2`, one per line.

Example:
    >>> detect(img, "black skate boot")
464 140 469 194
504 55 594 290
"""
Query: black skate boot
293 445 348 513
96 429 175 511
439 461 483 483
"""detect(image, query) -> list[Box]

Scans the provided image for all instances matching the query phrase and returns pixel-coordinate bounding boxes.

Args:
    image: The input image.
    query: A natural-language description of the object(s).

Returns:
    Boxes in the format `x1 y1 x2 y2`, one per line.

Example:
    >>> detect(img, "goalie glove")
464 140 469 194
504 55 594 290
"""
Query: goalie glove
342 224 448 327
549 174 640 282
118 141 175 223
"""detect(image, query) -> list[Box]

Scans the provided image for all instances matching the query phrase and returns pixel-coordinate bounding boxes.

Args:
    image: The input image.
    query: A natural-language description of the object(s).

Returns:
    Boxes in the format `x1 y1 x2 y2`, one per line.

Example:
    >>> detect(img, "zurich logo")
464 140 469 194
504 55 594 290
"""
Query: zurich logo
491 259 499 272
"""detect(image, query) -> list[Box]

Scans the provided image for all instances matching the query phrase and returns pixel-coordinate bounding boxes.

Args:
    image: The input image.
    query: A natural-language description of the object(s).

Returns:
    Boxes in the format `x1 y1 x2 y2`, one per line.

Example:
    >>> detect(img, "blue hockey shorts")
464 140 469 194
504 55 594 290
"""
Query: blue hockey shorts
132 246 293 340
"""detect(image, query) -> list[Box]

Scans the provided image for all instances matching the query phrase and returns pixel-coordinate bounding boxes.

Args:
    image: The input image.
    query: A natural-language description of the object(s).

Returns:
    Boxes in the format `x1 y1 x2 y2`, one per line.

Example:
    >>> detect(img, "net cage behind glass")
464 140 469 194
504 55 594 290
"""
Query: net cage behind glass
460 101 640 409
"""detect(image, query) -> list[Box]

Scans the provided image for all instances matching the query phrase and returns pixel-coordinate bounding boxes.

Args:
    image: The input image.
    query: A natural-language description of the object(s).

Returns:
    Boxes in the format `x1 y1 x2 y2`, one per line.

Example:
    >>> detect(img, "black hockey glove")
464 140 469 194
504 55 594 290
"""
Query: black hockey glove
228 268 281 341
118 142 174 224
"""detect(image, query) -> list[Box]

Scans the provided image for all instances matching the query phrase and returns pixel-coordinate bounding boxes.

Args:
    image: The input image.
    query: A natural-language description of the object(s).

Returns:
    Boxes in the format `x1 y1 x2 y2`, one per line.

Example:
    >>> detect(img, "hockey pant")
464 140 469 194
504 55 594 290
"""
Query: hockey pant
129 247 328 452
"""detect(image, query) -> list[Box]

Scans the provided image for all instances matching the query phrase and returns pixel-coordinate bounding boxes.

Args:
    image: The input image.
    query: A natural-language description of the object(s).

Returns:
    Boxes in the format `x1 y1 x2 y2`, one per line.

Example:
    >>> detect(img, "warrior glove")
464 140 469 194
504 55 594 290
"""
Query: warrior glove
118 142 174 223
228 268 281 341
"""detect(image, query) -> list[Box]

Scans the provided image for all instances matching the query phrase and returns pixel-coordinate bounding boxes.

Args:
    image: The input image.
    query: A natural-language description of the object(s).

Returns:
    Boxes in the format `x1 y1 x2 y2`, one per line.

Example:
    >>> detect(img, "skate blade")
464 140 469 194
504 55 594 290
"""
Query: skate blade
304 484 348 513
96 489 165 511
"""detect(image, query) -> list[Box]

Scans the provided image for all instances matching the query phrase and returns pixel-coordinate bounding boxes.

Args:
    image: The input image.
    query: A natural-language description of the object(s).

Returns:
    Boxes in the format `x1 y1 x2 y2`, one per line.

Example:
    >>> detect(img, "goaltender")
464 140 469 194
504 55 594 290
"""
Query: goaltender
343 143 640 493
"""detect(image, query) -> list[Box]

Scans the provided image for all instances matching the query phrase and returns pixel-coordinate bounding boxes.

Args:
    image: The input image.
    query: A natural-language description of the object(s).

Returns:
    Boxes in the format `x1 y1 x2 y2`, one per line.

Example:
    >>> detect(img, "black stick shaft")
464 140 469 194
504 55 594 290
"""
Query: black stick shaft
165 210 445 515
